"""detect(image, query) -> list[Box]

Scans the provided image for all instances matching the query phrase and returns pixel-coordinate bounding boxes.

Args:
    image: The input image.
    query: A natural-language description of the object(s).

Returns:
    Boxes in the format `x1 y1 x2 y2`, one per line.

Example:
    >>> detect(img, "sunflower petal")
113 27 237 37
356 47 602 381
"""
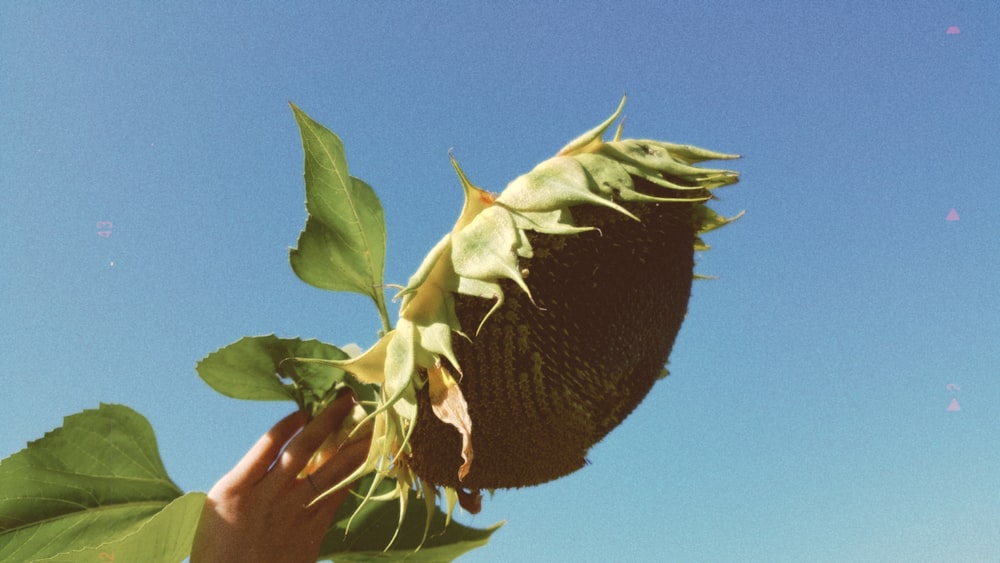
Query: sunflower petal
427 362 474 482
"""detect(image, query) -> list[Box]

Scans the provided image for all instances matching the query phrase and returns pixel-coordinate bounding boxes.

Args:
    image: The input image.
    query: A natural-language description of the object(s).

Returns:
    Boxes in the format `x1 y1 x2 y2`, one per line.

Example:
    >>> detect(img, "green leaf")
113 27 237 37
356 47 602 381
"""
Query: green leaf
289 103 390 331
318 475 502 562
0 404 203 563
31 494 205 563
196 335 361 413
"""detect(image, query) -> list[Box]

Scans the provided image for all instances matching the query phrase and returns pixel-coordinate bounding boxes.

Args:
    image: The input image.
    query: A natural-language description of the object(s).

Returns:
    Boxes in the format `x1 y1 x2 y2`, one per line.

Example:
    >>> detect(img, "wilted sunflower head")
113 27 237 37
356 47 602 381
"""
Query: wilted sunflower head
315 97 741 516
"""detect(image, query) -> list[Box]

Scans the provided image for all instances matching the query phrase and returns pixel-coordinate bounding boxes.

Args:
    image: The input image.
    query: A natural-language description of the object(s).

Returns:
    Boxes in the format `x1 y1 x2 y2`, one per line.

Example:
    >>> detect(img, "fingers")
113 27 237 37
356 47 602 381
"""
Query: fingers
277 390 358 476
308 433 371 488
223 409 308 488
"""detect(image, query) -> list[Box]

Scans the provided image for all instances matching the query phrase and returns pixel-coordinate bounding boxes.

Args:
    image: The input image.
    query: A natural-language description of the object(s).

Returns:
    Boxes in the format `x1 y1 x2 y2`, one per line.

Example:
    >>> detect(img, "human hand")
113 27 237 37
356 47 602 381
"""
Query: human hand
190 390 371 563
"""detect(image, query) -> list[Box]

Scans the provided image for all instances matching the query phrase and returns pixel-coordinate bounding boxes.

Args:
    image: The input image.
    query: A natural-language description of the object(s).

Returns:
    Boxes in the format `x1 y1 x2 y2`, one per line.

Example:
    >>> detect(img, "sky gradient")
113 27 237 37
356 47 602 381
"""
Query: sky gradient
2 2 998 561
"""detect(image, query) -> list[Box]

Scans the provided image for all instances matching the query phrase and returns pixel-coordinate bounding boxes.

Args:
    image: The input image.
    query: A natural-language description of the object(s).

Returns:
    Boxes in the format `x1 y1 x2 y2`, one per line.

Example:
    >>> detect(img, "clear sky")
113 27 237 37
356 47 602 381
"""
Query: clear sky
2 2 998 561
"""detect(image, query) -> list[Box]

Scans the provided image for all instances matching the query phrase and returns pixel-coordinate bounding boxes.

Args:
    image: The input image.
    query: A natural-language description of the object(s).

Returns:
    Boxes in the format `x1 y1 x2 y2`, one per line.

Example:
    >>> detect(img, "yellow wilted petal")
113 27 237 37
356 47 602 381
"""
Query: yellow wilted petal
306 331 392 385
508 208 593 235
497 156 637 219
384 321 419 418
416 321 463 376
450 153 496 232
399 156 493 325
451 206 532 298
556 94 626 156
427 362 474 482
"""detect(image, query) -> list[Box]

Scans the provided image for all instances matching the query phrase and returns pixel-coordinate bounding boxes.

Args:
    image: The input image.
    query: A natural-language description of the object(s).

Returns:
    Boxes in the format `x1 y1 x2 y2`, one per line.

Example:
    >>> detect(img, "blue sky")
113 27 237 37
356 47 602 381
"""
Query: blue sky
2 2 998 561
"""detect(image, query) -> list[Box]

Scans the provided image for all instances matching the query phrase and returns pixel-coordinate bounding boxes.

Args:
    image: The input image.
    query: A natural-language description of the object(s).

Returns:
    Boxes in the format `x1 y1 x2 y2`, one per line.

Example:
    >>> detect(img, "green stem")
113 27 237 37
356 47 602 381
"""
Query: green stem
373 291 393 335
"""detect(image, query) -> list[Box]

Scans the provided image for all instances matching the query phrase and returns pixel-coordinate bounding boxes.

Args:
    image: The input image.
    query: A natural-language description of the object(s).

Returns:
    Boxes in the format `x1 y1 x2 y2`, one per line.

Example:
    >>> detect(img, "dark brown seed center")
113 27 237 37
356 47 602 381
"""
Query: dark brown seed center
409 178 703 490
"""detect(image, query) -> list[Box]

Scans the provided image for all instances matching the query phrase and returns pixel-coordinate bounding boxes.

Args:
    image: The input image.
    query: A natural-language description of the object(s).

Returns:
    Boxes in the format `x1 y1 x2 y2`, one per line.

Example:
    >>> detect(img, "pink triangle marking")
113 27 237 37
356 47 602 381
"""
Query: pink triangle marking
947 398 961 411
946 26 961 35
946 208 960 221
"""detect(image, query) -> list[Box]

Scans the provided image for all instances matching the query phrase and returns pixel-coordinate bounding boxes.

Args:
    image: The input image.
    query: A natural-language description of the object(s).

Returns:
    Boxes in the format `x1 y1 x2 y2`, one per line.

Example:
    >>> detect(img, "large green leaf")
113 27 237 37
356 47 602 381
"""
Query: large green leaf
0 404 203 563
289 103 390 330
196 335 363 413
31 494 205 563
319 475 502 562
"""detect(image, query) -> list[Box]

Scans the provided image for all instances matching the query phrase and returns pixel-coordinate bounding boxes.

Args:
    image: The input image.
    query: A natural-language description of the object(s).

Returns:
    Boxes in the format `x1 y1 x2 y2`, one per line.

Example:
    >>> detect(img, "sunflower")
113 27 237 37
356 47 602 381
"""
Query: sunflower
303 97 741 530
